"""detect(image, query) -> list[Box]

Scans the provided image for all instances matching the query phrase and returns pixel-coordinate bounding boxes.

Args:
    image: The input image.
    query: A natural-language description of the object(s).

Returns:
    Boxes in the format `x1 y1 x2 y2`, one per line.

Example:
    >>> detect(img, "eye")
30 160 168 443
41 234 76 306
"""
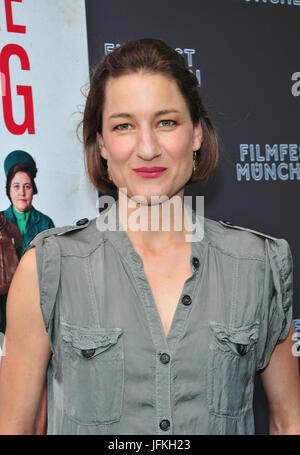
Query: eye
24 185 32 190
158 120 177 128
114 123 132 131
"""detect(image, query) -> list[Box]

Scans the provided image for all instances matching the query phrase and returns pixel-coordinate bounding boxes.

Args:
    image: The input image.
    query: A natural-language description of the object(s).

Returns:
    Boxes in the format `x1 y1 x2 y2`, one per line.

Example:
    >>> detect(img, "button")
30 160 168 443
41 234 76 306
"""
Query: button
237 344 247 356
160 353 170 364
81 348 96 358
192 257 200 269
76 218 89 226
181 294 192 306
159 419 170 431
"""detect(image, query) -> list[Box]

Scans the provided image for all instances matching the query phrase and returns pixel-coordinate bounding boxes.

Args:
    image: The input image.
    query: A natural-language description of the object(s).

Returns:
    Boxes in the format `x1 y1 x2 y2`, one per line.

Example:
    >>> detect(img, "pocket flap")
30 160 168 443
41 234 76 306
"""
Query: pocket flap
210 321 260 355
61 325 123 356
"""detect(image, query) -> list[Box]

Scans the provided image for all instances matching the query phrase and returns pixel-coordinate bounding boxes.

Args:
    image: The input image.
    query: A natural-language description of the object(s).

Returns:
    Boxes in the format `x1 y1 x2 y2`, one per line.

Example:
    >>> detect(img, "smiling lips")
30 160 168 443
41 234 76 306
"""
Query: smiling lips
133 166 167 178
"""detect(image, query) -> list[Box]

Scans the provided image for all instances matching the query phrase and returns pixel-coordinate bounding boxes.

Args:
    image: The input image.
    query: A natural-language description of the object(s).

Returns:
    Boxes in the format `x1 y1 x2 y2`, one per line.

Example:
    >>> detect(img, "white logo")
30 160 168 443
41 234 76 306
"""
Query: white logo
236 144 300 181
175 47 201 86
96 189 204 243
244 0 300 6
291 72 300 97
292 319 300 357
104 43 202 86
104 43 121 55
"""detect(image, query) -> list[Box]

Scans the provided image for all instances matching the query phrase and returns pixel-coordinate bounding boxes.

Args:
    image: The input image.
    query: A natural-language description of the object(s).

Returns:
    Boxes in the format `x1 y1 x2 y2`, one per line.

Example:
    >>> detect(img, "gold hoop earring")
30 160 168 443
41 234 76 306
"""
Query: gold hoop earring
107 168 113 182
193 151 197 173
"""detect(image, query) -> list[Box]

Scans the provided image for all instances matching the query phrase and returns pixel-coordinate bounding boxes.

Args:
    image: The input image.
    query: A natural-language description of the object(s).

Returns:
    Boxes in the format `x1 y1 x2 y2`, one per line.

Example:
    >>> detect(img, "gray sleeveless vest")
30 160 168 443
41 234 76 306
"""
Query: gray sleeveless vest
28 205 293 434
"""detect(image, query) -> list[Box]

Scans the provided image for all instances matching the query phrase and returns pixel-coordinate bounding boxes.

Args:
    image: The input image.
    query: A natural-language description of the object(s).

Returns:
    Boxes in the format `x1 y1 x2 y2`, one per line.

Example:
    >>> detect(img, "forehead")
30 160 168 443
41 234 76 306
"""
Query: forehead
103 71 189 116
11 172 32 184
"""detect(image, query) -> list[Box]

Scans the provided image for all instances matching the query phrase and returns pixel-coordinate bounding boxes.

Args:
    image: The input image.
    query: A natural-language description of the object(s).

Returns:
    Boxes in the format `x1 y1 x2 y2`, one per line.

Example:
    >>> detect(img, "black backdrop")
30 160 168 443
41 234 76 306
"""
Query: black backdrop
84 0 300 434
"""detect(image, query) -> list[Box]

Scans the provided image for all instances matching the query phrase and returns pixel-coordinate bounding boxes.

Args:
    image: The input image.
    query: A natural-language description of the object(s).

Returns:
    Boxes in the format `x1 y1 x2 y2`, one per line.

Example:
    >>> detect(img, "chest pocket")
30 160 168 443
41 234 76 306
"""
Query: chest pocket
60 324 124 425
207 321 259 418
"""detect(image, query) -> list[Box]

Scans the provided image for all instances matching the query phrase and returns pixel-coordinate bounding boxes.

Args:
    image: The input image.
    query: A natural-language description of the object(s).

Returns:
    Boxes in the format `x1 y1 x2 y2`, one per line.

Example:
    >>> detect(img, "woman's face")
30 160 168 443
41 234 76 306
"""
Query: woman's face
9 171 34 213
98 72 202 203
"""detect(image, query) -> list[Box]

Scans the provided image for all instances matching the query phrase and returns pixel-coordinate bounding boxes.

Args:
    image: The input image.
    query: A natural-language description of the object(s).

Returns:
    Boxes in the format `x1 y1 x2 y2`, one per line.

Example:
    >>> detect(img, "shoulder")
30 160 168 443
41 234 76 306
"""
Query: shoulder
18 246 38 272
31 207 54 226
203 217 287 261
1 205 14 221
204 218 293 312
27 217 103 257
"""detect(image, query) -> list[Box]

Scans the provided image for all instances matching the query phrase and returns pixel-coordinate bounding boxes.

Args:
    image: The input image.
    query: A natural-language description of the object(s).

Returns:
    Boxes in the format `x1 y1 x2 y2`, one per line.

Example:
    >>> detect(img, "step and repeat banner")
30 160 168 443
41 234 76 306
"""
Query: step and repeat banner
84 0 300 434
0 0 299 435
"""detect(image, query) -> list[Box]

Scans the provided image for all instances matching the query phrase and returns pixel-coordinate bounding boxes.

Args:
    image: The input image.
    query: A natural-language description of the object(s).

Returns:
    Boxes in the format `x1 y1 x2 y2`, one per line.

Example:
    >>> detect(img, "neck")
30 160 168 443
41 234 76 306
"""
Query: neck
117 189 194 253
13 206 31 215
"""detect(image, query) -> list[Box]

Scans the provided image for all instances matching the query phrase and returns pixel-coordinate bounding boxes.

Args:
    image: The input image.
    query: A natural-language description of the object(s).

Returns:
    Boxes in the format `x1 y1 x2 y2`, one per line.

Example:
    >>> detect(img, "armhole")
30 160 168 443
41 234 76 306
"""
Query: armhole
28 235 61 352
256 237 293 372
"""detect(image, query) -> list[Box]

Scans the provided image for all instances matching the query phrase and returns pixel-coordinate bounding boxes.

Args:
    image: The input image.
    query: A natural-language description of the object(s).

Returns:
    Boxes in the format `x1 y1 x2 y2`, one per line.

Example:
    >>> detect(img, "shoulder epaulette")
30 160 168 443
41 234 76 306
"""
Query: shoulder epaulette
55 218 91 236
46 218 91 237
27 218 92 248
218 220 277 241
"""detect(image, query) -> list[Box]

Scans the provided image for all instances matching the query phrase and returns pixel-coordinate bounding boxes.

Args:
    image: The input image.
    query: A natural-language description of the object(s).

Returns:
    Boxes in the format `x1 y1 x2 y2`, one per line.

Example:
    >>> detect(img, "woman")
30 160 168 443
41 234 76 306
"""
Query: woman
0 39 299 435
2 150 55 259
0 151 55 337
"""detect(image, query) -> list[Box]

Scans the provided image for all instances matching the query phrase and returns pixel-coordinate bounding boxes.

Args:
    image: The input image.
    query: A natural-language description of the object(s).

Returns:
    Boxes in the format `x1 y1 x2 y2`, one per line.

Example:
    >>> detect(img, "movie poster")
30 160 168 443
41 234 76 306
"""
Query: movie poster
0 0 97 226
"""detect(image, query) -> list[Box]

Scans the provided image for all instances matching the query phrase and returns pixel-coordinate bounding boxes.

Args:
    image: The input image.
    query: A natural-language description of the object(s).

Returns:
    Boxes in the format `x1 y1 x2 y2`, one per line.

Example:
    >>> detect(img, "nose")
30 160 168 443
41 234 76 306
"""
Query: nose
135 126 161 161
20 186 25 196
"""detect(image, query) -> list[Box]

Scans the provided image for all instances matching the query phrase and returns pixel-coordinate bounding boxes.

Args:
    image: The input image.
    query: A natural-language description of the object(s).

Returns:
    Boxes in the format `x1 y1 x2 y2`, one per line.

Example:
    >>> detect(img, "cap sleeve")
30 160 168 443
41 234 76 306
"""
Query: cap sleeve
256 237 293 372
26 233 61 350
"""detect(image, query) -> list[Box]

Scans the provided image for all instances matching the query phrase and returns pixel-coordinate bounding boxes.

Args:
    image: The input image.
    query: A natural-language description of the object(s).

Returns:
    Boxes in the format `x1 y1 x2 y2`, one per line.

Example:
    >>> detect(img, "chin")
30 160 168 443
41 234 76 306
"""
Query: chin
16 205 28 213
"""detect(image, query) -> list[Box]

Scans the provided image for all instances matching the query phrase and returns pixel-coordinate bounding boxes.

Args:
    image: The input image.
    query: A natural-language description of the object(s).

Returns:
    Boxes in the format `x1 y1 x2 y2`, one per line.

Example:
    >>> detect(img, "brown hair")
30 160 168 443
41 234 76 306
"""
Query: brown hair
6 163 37 202
83 38 219 193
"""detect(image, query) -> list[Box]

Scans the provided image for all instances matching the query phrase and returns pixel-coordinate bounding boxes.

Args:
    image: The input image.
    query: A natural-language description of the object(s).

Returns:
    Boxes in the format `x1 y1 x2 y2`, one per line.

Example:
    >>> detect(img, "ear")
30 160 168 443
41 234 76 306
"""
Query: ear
192 121 203 152
97 132 108 160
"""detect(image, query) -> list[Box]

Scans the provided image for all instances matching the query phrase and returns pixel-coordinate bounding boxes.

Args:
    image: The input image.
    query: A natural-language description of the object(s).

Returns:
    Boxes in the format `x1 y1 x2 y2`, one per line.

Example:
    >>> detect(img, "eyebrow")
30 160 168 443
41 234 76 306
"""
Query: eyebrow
109 109 180 120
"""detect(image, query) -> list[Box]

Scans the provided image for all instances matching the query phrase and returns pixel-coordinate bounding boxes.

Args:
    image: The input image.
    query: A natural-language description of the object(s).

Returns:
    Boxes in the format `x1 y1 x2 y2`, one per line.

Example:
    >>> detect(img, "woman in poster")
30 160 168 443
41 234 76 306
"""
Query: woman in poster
2 150 55 258
0 150 55 334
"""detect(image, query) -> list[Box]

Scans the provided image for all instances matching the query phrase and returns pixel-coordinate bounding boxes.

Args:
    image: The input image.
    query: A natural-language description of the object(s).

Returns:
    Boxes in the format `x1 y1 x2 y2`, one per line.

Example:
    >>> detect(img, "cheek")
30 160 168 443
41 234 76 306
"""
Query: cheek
163 130 193 160
106 136 133 163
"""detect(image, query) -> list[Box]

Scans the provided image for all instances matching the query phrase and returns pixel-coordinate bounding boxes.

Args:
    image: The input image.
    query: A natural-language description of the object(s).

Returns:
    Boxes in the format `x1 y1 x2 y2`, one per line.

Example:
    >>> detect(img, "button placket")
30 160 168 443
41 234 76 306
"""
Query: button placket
156 350 172 434
114 208 207 435
165 240 207 354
